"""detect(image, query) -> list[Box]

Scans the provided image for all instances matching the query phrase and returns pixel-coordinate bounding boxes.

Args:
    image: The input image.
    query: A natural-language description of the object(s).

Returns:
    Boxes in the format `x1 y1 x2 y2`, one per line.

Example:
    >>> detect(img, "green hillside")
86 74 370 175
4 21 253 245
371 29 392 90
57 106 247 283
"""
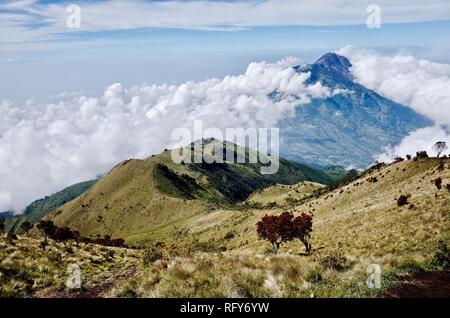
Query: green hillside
47 139 332 242
5 180 97 233
322 166 349 181
182 157 449 255
246 181 324 207
3 156 448 298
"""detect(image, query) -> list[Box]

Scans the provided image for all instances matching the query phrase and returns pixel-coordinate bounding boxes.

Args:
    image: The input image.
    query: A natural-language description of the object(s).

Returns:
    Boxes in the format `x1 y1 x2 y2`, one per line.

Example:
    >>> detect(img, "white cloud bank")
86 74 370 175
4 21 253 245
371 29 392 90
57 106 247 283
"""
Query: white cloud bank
0 58 330 212
340 46 450 162
2 47 450 212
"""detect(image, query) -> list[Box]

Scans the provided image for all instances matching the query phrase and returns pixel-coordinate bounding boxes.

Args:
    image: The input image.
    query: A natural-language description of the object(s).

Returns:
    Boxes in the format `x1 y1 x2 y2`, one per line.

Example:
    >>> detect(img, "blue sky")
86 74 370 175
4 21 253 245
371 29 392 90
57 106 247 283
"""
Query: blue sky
1 0 450 99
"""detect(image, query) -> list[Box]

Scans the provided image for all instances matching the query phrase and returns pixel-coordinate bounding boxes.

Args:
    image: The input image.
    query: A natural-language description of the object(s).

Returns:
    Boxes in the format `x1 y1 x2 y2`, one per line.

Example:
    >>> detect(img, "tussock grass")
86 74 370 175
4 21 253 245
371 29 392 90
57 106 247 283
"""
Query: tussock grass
2 158 449 298
0 236 141 297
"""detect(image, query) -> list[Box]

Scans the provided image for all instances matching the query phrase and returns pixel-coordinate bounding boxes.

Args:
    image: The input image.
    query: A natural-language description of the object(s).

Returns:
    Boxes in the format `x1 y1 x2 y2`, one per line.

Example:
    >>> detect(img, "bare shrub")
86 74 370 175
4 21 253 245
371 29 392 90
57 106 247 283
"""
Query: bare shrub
367 177 378 183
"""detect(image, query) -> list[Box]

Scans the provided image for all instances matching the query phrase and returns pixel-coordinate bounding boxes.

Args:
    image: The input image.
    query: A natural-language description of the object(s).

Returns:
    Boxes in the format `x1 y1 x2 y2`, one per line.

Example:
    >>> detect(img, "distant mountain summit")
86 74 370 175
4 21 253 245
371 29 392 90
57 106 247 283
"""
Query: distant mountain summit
306 52 353 82
280 53 431 168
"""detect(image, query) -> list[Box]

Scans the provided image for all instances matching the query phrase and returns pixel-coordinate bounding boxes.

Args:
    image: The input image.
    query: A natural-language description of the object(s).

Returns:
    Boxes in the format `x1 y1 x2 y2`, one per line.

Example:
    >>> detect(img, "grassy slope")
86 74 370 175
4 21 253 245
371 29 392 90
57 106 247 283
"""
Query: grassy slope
48 140 332 243
246 181 324 206
122 157 447 297
0 235 377 298
181 158 449 256
114 157 449 260
0 236 141 298
321 166 349 181
2 158 449 298
49 158 206 244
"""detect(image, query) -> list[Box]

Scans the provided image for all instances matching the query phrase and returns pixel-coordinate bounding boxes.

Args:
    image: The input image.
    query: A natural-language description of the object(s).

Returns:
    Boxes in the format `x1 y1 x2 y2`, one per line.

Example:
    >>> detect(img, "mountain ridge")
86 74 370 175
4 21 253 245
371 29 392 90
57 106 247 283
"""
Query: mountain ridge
46 139 333 242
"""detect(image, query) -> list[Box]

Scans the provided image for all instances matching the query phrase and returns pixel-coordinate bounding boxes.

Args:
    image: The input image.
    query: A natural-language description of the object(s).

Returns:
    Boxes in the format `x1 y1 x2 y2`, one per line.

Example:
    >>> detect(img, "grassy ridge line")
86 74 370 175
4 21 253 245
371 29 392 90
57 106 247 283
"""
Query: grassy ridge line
150 157 449 258
48 140 332 242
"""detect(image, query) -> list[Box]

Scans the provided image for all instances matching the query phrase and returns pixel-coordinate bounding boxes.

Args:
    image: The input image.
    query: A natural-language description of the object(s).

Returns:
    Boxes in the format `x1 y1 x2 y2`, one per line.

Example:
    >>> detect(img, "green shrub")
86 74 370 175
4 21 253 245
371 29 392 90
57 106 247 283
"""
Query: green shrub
142 248 164 267
431 240 450 269
224 231 235 240
304 266 323 283
104 249 115 261
315 244 350 271
316 252 348 271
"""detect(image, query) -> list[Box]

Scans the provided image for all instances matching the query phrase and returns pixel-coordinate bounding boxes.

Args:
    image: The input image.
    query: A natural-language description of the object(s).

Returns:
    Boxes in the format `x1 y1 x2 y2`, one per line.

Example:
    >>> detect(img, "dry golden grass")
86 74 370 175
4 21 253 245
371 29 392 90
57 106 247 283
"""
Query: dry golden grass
0 236 141 297
246 181 324 206
178 158 449 260
0 233 446 298
2 158 449 298
48 157 206 242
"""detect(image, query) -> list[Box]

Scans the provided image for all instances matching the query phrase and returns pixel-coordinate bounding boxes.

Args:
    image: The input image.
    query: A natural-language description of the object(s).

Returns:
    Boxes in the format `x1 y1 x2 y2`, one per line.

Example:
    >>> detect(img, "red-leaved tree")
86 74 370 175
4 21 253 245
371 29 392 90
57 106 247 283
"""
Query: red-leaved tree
257 211 313 253
53 227 75 243
257 212 290 253
292 213 313 253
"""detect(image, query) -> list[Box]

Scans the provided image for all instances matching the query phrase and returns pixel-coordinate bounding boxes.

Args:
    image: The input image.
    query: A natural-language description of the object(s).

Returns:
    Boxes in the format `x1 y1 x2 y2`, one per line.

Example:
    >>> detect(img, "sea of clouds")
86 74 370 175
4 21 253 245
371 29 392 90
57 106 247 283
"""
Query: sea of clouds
0 58 330 212
1 48 449 213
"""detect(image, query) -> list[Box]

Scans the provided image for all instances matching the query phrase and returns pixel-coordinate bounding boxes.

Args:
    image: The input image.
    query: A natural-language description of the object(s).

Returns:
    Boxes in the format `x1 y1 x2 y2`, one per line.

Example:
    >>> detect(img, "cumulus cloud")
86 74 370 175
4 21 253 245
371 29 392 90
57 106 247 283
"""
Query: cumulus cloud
0 58 329 212
340 46 450 161
376 126 450 162
340 45 450 125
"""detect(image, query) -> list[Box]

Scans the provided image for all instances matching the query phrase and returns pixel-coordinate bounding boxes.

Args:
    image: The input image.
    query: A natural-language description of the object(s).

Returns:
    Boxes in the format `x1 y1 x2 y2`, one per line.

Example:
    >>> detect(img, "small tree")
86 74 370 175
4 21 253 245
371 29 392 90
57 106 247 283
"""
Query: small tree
257 211 313 253
433 141 448 158
53 227 74 243
110 238 125 247
256 212 295 253
36 220 56 244
0 216 5 236
20 221 33 236
292 213 313 253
